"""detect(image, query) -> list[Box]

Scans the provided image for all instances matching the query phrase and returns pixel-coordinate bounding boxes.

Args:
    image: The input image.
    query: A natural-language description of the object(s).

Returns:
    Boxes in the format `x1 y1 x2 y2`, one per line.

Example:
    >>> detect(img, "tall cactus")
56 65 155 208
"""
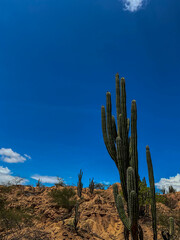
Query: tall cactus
101 74 157 239
146 146 157 240
77 169 83 198
101 74 140 239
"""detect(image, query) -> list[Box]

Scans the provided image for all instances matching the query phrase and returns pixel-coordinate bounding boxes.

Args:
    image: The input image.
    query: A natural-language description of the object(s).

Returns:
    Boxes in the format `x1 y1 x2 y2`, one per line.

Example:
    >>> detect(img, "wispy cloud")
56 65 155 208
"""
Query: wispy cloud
0 166 28 185
24 154 31 159
101 181 111 185
0 148 31 163
122 0 146 12
155 173 180 192
31 174 61 184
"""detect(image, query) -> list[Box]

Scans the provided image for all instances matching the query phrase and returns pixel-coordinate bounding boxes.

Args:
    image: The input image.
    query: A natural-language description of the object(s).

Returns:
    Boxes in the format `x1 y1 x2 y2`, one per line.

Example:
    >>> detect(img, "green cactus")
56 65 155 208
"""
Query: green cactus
113 167 138 239
146 146 157 240
101 74 140 239
77 169 83 198
169 217 174 237
101 74 158 239
73 202 80 232
89 178 95 195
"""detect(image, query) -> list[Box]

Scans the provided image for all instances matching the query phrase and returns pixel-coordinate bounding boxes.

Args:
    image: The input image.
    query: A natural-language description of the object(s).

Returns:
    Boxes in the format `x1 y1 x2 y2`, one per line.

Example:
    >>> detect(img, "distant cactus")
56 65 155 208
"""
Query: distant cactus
168 186 176 193
101 74 157 239
89 178 95 195
73 203 80 232
77 169 83 198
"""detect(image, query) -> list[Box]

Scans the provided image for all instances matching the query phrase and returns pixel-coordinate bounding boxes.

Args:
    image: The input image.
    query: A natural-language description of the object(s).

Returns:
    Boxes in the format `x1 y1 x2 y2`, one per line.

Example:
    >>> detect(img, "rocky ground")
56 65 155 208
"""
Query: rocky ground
0 183 179 240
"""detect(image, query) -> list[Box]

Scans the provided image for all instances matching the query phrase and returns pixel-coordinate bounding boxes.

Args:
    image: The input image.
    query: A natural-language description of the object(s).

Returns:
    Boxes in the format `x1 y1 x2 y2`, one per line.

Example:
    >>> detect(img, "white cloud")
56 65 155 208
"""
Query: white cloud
31 175 60 184
24 154 31 159
0 166 11 175
0 148 31 163
122 0 145 12
155 173 180 192
0 166 28 185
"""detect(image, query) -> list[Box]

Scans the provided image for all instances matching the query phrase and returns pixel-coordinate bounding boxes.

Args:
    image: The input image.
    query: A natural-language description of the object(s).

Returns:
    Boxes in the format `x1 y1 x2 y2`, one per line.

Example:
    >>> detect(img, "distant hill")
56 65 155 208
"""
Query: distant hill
0 184 179 239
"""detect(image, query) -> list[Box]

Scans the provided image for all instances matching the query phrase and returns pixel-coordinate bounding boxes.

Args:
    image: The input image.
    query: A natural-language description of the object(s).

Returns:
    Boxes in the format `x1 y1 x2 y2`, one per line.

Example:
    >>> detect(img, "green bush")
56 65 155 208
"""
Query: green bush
156 193 167 204
0 209 32 230
0 195 32 231
0 186 14 194
157 212 169 228
49 187 77 211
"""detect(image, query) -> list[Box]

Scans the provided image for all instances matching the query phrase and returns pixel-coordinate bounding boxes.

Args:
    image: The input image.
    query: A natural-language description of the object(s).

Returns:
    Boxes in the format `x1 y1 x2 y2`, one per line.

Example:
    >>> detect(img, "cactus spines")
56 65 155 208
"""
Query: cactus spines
106 92 117 160
146 146 157 240
101 106 117 164
77 169 83 198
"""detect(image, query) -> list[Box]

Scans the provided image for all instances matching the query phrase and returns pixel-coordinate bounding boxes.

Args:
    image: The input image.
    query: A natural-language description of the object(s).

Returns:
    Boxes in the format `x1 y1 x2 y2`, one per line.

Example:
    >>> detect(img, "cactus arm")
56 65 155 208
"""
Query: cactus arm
130 100 138 191
120 78 129 172
127 167 136 194
101 106 117 164
127 167 138 240
146 146 157 240
116 73 121 135
116 194 131 231
129 190 138 226
117 136 128 202
106 92 117 160
120 77 127 122
169 217 174 237
129 190 138 240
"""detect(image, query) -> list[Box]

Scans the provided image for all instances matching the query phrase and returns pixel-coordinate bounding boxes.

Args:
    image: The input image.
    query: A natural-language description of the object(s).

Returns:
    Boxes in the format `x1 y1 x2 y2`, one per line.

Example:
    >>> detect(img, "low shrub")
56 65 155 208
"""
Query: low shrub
49 187 77 211
0 195 32 231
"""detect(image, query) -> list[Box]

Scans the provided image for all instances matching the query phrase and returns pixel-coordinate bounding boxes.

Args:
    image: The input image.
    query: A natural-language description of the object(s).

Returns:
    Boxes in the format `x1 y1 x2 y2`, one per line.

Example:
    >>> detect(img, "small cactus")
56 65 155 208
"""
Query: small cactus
73 203 80 232
89 178 95 195
77 169 83 198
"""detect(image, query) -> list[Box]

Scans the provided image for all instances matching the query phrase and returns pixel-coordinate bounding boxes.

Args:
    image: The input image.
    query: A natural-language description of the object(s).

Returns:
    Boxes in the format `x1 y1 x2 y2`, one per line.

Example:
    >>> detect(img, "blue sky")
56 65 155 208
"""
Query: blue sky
0 0 179 191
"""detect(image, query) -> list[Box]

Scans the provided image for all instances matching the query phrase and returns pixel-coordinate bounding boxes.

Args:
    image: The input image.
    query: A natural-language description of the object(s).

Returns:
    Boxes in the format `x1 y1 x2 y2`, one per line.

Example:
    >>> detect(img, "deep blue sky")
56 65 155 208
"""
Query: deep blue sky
0 0 179 189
